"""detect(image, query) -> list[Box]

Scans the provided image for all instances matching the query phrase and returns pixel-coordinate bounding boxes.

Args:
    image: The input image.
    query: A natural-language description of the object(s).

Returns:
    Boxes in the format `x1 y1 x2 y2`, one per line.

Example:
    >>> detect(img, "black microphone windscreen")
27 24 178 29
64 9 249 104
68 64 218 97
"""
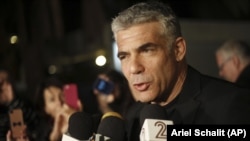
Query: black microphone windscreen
97 116 125 141
91 113 102 133
68 112 93 140
139 104 168 126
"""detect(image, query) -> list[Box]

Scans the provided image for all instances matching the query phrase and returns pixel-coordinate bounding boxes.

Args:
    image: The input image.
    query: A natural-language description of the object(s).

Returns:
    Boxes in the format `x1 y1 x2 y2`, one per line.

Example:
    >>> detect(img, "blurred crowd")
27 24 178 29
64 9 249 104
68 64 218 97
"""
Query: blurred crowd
1 1 250 141
0 66 133 141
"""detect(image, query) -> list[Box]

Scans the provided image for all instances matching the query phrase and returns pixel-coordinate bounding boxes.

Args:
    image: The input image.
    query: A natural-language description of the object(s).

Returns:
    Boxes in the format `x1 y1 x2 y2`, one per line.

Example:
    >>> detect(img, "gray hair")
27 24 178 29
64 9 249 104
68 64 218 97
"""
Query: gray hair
216 40 250 64
111 1 182 47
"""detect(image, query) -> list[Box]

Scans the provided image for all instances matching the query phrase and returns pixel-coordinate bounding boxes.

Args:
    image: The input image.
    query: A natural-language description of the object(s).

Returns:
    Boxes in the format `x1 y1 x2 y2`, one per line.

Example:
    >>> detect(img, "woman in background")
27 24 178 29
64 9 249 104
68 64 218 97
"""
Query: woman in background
93 69 135 119
34 77 82 141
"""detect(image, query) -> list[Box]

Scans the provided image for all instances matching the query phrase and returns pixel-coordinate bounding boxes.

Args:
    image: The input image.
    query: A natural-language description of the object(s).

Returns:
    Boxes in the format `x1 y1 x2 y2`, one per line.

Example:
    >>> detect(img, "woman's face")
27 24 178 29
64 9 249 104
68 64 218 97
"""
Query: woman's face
43 86 63 118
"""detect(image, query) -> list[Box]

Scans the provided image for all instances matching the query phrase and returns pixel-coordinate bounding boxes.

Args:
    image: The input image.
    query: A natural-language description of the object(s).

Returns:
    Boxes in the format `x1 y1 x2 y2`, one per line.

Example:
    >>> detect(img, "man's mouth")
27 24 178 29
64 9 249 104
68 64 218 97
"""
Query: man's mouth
133 83 150 91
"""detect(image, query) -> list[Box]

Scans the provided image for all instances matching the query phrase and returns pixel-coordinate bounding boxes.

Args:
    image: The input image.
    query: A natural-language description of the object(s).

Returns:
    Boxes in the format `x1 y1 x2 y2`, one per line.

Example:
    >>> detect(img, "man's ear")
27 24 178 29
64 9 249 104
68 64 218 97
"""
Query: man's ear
232 55 241 68
174 37 186 62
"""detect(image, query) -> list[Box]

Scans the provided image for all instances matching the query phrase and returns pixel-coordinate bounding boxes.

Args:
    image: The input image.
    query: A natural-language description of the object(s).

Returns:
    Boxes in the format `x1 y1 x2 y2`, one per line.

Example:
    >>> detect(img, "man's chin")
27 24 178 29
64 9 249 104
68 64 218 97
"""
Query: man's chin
135 96 155 103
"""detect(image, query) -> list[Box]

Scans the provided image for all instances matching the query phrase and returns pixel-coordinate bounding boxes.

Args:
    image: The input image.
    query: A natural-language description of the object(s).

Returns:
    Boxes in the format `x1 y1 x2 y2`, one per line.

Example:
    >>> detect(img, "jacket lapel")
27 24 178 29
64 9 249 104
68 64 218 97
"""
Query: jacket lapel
173 66 202 124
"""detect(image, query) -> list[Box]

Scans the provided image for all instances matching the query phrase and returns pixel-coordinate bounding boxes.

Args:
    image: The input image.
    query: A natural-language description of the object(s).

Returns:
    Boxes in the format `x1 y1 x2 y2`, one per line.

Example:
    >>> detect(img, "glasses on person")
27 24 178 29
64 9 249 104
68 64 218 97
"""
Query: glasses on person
218 57 232 71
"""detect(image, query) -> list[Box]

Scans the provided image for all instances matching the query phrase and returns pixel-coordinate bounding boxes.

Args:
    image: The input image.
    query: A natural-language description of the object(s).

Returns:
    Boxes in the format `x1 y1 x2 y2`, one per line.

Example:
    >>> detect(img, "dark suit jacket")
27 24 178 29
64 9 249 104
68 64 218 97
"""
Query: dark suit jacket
167 66 250 124
125 66 250 140
236 64 250 89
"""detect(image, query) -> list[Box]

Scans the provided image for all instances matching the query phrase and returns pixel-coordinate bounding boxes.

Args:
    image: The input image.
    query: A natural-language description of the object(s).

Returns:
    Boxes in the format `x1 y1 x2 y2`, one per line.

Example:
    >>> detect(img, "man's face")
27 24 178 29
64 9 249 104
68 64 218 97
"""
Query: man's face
116 22 178 103
215 52 238 82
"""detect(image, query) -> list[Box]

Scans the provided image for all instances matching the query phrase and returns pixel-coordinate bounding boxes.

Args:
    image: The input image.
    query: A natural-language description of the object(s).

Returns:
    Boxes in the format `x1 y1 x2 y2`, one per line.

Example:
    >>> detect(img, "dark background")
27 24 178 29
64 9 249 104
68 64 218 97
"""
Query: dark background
0 0 250 105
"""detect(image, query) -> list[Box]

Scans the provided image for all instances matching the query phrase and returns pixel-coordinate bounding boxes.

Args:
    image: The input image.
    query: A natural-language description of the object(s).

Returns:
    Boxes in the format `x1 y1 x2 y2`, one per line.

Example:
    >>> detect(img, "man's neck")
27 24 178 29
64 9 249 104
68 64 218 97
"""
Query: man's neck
160 64 187 106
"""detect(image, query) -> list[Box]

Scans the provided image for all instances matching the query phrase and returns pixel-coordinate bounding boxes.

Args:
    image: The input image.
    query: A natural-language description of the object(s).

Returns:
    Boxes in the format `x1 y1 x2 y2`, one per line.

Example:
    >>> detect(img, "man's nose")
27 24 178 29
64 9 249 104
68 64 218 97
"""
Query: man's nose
129 56 144 74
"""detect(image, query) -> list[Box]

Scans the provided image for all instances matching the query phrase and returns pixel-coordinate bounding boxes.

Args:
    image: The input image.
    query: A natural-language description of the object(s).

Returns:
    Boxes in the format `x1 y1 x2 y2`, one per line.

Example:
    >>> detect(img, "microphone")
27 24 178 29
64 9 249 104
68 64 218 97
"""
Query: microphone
92 112 126 141
139 104 173 141
62 134 81 141
62 112 94 141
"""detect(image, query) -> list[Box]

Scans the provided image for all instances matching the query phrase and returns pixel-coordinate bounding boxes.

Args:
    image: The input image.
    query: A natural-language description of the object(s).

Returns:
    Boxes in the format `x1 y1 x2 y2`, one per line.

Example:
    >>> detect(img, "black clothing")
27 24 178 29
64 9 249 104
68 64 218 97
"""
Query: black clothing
34 116 53 141
124 102 145 141
164 66 250 124
236 64 250 89
125 66 250 140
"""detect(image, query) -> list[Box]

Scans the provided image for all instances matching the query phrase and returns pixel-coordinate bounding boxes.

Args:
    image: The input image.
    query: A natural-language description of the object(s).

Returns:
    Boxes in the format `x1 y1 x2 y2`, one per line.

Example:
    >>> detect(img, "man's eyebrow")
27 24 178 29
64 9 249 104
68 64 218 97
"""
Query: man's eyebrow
138 43 156 50
117 42 157 57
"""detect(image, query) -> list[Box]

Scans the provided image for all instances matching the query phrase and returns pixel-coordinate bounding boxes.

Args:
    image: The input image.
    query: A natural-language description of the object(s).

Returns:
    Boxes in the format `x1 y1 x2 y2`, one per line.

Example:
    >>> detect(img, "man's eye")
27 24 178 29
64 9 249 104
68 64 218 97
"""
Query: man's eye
118 54 126 60
143 49 151 52
118 55 126 60
143 48 155 53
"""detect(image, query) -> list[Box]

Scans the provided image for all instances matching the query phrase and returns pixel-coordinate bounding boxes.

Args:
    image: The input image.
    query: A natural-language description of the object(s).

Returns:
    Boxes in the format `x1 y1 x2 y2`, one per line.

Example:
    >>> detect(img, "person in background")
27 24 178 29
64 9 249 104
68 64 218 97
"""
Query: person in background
92 69 135 132
93 69 134 117
215 39 250 89
34 77 82 141
111 1 250 140
6 127 29 141
0 67 38 141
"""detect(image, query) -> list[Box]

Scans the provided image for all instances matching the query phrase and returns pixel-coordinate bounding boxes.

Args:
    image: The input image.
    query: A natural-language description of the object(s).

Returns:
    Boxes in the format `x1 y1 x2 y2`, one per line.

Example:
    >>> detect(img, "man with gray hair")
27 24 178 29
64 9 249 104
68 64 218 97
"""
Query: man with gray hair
215 40 250 89
111 1 250 140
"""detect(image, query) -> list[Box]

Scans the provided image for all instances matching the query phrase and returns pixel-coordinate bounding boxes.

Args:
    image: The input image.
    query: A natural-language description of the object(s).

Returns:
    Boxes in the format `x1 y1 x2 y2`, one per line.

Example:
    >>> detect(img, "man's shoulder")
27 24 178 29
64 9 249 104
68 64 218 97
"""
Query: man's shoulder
186 66 250 101
183 67 250 124
201 73 250 93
